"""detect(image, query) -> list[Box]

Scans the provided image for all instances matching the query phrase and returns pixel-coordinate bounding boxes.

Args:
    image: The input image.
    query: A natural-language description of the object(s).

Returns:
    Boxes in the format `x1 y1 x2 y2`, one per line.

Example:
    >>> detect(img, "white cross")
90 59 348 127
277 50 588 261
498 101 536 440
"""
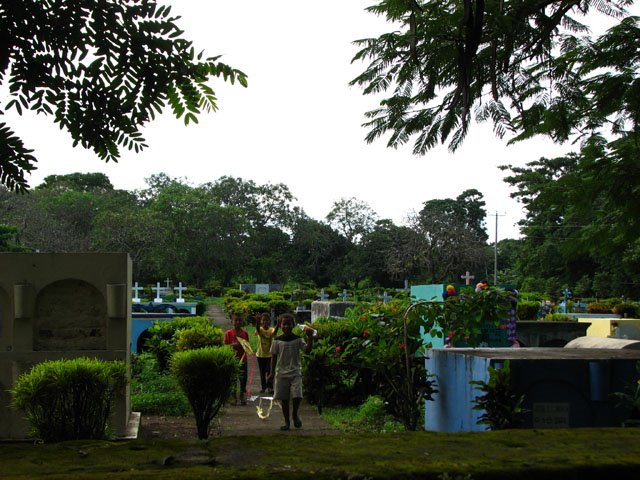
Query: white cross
154 282 163 303
340 289 352 302
461 271 475 285
132 281 142 303
165 277 171 289
174 282 186 303
317 289 329 301
379 291 393 304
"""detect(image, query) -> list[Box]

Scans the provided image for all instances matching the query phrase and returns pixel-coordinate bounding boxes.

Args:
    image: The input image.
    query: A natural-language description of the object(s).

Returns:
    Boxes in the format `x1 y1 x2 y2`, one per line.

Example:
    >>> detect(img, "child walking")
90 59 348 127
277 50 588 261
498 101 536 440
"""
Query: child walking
268 313 314 430
224 313 250 405
255 312 279 393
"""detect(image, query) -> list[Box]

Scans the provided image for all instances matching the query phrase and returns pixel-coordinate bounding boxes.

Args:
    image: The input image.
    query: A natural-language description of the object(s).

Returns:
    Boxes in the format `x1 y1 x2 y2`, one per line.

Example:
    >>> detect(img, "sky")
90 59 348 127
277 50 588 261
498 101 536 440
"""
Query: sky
6 0 626 240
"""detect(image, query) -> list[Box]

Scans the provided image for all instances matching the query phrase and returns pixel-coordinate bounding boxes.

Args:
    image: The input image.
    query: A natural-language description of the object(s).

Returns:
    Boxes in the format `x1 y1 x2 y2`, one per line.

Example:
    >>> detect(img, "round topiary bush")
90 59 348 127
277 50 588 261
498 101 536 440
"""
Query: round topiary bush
171 346 239 439
11 357 127 442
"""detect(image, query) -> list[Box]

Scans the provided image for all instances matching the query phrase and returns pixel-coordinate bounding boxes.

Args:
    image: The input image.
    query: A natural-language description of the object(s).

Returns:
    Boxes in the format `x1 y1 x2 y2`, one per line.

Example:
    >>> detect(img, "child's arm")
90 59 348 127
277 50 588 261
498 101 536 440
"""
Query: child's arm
268 353 277 382
304 331 314 354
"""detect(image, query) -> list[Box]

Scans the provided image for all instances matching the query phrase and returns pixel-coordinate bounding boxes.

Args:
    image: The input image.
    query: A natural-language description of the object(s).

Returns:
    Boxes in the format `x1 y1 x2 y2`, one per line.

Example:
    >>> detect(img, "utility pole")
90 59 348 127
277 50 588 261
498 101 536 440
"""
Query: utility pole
494 211 498 285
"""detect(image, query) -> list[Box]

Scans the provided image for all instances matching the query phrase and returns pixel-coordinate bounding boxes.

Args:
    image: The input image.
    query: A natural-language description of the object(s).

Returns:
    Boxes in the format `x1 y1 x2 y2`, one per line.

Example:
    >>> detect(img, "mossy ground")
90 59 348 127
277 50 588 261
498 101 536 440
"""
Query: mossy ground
2 428 639 479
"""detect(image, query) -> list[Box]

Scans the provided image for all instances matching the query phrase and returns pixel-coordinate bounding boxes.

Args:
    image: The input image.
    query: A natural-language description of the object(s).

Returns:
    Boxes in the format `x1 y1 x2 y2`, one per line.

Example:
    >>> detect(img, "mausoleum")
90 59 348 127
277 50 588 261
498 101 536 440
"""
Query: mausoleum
0 253 133 440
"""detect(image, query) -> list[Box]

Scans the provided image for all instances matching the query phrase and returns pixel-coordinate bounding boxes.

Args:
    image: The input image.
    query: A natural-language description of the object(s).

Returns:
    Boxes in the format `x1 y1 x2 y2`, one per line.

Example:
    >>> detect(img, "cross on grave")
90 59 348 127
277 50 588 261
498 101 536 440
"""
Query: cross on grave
396 279 410 293
340 289 352 302
316 289 330 301
132 281 142 303
379 291 393 304
461 271 475 285
174 282 186 303
153 282 163 303
164 277 171 289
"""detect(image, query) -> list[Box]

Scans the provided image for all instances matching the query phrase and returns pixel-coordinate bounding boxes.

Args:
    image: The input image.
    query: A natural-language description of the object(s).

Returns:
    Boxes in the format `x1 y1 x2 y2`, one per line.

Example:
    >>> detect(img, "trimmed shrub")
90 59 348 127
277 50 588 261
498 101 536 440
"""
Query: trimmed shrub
11 358 127 442
613 302 639 318
516 300 540 320
145 316 223 371
544 313 574 322
171 346 239 439
587 302 614 314
175 324 224 351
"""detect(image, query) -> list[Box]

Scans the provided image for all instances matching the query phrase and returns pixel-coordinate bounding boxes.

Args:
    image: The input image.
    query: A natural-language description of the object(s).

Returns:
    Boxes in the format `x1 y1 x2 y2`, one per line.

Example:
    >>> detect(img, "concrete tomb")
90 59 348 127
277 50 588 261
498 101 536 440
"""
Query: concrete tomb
0 253 133 440
425 347 640 432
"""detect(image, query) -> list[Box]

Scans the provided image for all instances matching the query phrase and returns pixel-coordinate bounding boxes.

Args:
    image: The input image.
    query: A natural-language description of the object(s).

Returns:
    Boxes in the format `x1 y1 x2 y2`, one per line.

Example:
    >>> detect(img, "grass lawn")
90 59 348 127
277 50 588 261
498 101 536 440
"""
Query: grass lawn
1 428 639 479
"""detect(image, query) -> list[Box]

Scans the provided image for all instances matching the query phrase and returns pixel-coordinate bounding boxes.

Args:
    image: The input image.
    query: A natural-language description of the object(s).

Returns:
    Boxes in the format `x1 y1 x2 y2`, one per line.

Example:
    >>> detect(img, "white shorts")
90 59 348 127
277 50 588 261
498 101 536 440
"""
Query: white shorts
274 374 303 400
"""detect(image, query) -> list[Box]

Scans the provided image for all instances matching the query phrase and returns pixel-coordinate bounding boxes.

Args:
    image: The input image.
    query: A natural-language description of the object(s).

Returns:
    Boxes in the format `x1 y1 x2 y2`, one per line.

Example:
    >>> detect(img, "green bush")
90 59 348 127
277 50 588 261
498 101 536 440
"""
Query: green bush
145 316 223 371
587 302 615 314
471 360 526 430
613 302 639 318
175 324 224 351
130 354 190 416
544 313 574 322
11 358 127 442
516 300 540 320
171 346 239 439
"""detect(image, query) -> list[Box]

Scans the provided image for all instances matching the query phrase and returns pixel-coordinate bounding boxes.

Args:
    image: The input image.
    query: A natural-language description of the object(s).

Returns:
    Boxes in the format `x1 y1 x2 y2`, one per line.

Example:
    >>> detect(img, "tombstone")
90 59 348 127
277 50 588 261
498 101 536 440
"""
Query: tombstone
460 271 475 285
132 281 143 304
316 289 330 301
153 282 163 303
340 289 352 302
174 282 186 303
378 291 392 304
311 301 355 321
0 253 134 440
239 283 282 294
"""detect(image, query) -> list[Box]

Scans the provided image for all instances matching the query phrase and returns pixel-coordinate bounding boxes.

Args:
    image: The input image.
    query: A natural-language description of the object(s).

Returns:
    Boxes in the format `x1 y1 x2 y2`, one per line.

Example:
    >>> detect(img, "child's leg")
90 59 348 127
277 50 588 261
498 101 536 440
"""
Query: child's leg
292 397 302 428
291 374 304 428
280 399 291 429
257 357 268 391
239 362 248 404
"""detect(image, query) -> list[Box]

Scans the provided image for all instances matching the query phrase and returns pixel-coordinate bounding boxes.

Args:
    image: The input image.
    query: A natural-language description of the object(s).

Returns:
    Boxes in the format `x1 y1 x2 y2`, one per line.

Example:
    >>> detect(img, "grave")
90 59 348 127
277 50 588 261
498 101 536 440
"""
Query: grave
239 283 282 294
577 316 640 340
311 301 356 322
410 284 516 348
0 253 133 440
516 321 590 347
425 347 640 432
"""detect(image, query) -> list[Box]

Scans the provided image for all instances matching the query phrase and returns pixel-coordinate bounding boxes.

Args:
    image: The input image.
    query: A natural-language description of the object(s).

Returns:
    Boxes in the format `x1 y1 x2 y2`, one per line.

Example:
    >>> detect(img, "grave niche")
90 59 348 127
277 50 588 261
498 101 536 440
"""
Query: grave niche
34 279 107 351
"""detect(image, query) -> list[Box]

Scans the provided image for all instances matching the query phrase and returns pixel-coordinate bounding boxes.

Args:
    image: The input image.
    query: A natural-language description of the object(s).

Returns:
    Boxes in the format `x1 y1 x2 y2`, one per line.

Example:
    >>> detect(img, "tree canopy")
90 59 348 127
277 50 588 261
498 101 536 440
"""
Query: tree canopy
352 0 635 153
0 0 247 192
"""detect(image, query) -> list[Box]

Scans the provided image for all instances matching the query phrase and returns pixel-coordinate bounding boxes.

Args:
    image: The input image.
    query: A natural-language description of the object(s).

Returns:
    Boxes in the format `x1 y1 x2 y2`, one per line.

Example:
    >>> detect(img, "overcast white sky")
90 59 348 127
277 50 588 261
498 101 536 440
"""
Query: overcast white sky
7 1 630 240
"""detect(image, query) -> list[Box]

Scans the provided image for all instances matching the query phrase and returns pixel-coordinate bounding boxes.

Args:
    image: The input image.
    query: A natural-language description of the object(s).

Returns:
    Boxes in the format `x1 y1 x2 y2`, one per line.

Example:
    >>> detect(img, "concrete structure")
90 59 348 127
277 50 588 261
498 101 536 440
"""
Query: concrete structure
565 336 640 350
311 301 356 322
425 348 640 432
0 253 133 440
239 283 282 294
516 321 590 347
577 317 640 340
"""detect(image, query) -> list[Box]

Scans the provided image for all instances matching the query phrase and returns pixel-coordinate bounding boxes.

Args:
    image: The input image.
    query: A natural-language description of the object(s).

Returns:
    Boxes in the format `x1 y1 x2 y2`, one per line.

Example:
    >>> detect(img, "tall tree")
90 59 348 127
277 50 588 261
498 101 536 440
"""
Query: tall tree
1 0 247 192
502 133 640 297
326 197 378 244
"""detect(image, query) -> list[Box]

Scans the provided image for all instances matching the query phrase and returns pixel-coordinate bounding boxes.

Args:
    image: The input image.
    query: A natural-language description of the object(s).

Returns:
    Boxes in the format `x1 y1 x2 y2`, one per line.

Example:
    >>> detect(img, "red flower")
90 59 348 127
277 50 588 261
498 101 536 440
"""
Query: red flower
335 346 341 352
498 324 508 329
399 342 406 350
362 329 369 337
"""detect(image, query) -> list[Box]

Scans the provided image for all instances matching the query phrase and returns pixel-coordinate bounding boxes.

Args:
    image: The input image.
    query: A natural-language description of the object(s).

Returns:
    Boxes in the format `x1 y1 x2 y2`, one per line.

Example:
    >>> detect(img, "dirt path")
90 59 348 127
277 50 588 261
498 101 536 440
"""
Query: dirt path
138 305 339 439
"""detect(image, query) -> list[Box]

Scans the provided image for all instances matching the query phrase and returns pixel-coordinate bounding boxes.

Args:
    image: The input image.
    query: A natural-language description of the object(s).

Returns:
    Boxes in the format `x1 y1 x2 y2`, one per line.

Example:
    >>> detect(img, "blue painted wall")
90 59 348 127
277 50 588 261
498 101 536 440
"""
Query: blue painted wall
425 349 640 431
